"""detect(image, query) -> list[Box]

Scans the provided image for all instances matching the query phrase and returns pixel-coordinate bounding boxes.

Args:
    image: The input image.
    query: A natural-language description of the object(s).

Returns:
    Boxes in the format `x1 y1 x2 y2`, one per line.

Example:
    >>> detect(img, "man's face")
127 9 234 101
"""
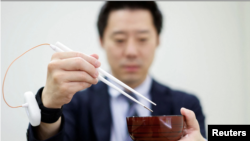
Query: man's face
101 9 159 87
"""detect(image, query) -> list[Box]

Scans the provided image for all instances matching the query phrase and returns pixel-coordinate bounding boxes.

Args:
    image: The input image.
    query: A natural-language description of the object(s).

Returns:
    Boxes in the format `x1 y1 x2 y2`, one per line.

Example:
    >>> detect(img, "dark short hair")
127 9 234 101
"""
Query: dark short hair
97 1 163 38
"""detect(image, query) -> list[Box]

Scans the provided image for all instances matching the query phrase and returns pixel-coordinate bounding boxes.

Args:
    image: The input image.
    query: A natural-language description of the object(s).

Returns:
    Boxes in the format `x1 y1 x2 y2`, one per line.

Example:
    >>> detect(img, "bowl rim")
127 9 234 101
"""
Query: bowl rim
126 115 183 118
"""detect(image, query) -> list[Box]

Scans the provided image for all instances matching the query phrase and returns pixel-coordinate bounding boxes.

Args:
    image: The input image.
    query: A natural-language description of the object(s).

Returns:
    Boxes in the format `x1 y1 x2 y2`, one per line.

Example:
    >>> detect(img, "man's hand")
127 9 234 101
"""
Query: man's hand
178 108 205 141
35 52 101 140
42 52 101 109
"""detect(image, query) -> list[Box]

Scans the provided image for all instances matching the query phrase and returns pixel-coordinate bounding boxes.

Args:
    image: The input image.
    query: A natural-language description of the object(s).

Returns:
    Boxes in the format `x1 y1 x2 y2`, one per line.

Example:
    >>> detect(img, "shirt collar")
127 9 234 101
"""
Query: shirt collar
108 75 152 99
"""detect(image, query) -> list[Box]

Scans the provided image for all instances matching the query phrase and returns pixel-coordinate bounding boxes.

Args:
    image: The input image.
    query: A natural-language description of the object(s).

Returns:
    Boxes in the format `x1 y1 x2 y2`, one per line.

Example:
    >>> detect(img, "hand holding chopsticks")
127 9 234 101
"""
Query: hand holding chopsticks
49 42 156 112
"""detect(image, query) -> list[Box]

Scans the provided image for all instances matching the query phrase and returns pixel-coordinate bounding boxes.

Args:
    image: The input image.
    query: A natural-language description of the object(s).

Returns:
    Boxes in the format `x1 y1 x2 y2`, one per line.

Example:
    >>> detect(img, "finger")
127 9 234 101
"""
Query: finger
52 52 101 68
180 107 200 131
55 57 99 78
60 71 98 84
65 82 92 95
90 54 99 60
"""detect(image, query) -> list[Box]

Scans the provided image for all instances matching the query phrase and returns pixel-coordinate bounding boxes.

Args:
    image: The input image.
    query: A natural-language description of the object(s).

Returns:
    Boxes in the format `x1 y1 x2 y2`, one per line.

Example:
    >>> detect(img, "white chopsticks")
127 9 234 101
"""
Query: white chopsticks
49 42 155 112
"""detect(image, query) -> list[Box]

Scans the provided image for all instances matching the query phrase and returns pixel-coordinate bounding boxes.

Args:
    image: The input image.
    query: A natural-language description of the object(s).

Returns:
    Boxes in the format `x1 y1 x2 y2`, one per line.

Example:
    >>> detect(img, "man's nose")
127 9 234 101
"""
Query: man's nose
124 39 138 58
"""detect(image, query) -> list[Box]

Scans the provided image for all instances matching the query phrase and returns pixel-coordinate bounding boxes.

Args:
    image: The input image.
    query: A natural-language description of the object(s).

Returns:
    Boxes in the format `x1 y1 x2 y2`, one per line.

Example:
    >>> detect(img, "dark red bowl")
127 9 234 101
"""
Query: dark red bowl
126 115 185 141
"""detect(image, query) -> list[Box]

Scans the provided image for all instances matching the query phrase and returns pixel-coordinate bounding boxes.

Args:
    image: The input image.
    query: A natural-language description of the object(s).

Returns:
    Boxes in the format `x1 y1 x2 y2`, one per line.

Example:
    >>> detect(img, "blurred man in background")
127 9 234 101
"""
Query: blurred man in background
27 2 206 141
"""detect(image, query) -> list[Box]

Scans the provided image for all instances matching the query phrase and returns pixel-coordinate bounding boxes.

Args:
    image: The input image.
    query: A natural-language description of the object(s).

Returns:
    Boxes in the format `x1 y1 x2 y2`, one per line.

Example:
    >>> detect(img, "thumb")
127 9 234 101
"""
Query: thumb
180 107 200 131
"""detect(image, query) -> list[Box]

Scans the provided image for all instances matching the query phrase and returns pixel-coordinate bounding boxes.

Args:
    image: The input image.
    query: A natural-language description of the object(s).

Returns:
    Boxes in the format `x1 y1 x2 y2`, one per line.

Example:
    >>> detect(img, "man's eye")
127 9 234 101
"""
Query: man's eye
115 39 125 43
139 38 147 42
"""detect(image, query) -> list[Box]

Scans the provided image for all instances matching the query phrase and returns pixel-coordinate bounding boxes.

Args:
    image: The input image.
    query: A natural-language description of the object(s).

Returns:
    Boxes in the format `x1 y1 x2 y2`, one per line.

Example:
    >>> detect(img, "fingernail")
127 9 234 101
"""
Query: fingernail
95 70 99 77
181 107 186 114
95 78 99 84
95 60 101 67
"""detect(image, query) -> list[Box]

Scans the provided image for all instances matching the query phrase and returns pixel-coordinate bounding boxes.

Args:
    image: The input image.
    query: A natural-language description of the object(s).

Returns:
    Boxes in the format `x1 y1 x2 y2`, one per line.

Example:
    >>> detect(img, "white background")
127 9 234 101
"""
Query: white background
1 1 250 141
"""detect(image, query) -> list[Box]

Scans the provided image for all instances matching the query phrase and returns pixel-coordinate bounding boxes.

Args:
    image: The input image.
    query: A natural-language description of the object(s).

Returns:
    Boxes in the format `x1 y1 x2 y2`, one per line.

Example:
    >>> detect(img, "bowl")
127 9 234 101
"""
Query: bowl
126 115 185 141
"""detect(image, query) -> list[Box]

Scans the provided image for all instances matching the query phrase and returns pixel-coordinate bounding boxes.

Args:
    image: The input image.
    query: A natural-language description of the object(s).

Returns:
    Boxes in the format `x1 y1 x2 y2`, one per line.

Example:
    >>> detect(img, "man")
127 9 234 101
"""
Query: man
27 2 206 141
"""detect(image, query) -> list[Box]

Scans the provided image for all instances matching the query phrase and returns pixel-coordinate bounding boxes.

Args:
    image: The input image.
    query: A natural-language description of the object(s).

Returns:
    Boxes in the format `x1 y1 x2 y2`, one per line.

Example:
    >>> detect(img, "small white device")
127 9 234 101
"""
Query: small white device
23 91 41 126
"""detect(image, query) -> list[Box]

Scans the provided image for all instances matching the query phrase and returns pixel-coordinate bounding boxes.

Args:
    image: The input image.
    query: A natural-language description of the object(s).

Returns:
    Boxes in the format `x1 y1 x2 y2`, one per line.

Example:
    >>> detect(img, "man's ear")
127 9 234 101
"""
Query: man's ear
99 37 104 49
156 35 160 48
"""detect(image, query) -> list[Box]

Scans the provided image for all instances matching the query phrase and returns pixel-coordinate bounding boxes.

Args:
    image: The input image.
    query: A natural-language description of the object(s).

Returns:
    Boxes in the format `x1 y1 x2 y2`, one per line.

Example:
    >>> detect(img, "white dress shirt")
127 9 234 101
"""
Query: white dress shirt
109 75 152 141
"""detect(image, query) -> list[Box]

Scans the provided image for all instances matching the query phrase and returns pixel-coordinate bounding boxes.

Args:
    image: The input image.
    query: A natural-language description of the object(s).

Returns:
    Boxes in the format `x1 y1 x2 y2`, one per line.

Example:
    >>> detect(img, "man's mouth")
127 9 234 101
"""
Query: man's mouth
123 65 140 72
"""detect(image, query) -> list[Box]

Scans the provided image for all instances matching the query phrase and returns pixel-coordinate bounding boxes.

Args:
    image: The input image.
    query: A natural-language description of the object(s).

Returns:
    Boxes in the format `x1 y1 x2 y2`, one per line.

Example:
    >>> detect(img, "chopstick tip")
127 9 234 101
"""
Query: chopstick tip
150 101 157 106
144 106 153 112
